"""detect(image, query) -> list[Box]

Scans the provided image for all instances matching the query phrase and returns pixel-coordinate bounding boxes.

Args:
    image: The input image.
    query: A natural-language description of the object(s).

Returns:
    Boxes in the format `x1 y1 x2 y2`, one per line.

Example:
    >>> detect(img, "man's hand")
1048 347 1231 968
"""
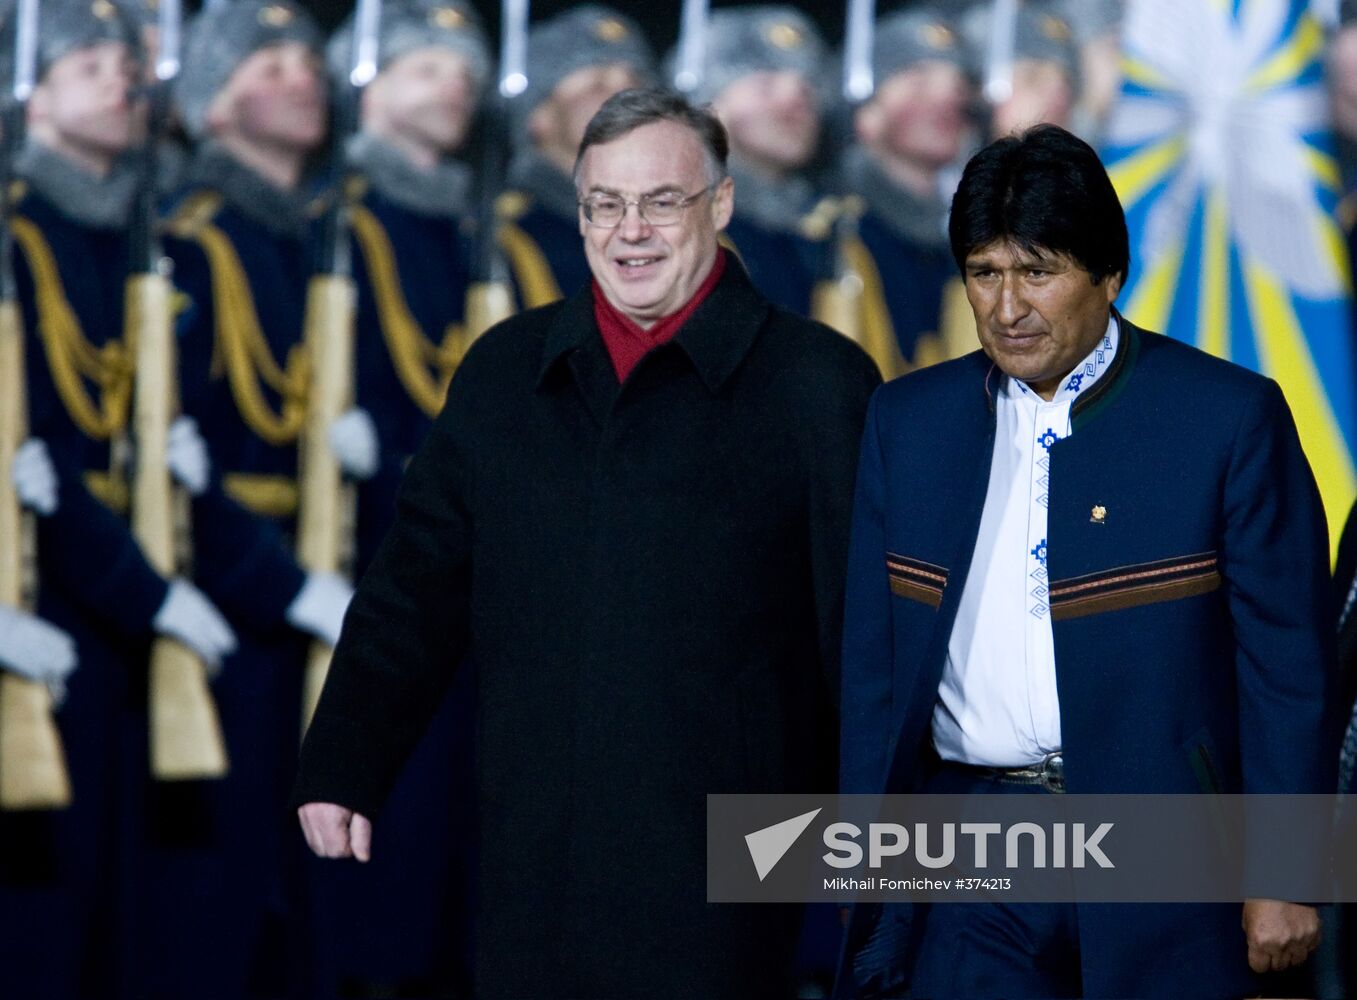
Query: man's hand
1242 899 1320 973
298 802 372 863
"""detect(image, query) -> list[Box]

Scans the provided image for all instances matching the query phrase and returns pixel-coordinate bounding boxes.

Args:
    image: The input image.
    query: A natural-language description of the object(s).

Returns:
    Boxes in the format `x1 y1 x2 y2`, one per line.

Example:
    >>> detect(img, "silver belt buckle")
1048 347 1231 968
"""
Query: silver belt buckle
1038 751 1065 793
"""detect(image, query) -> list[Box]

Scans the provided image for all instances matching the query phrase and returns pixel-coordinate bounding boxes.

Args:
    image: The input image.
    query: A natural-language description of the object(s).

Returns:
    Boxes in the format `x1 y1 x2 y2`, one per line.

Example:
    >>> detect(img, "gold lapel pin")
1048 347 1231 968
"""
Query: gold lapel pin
1090 505 1107 524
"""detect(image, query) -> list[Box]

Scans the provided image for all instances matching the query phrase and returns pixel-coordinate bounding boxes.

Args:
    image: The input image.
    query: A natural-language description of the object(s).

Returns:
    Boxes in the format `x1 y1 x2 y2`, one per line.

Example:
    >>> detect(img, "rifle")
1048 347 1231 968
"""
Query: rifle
129 0 228 779
0 0 72 811
462 0 527 340
297 0 378 734
981 0 1021 110
670 0 707 94
810 0 874 347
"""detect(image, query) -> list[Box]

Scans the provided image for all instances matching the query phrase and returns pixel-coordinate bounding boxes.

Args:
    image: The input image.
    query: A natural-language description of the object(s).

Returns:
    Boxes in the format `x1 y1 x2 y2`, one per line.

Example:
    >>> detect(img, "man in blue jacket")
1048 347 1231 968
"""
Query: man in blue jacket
838 124 1338 998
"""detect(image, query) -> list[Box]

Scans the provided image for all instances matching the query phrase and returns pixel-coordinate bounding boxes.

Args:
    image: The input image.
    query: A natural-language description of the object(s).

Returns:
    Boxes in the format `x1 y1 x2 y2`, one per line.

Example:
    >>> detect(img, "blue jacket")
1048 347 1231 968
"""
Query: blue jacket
838 313 1339 997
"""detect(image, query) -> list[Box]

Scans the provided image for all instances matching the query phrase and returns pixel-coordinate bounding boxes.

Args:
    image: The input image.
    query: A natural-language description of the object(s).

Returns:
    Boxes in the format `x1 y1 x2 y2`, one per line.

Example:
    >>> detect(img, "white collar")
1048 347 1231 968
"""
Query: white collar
1007 314 1120 406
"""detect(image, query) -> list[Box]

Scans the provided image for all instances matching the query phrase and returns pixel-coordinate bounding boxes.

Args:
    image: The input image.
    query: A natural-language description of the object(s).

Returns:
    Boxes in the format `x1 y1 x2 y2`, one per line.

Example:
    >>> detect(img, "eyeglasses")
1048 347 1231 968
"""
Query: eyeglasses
578 186 714 228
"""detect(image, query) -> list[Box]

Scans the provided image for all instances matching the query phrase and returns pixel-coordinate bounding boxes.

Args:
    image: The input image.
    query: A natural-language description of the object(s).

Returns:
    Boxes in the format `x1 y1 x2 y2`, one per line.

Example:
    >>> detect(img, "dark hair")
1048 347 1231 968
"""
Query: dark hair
948 124 1129 285
573 87 730 187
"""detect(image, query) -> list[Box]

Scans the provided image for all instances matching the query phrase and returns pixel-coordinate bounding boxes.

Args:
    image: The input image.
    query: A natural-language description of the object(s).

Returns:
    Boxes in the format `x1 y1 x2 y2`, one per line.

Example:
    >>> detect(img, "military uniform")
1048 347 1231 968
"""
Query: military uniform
343 138 476 574
0 136 160 1000
500 6 654 308
0 1 174 993
300 5 486 993
841 146 960 373
140 139 317 1000
135 3 330 996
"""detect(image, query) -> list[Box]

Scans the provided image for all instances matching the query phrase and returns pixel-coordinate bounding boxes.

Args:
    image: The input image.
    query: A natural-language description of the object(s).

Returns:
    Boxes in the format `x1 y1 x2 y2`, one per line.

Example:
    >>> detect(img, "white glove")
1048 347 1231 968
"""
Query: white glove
0 604 77 707
166 415 211 497
152 578 238 674
285 571 353 647
327 408 379 481
11 438 57 516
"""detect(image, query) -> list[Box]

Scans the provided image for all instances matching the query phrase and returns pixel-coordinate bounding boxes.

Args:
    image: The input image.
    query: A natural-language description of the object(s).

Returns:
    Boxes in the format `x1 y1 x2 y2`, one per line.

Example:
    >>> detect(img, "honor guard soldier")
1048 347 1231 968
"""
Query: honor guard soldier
500 4 653 307
835 5 976 376
934 2 1082 358
142 3 355 996
0 1 237 996
960 0 1080 137
669 5 834 318
329 0 486 576
302 2 488 995
1057 0 1123 141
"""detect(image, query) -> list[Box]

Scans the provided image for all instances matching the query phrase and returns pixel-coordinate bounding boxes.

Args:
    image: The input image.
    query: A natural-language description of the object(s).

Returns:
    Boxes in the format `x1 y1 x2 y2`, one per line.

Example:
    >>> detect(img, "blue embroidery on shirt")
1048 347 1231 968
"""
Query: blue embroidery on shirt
1038 428 1059 451
1030 538 1048 567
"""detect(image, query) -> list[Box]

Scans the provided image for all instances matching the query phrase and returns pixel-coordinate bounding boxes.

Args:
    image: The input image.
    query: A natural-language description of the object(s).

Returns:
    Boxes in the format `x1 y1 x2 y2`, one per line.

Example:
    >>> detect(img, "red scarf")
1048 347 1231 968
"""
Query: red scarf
591 249 727 383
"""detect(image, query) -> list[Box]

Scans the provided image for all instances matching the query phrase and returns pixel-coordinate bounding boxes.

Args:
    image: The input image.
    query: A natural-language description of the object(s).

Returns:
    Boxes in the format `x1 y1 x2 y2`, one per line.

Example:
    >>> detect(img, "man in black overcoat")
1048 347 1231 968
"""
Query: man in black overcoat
293 88 881 998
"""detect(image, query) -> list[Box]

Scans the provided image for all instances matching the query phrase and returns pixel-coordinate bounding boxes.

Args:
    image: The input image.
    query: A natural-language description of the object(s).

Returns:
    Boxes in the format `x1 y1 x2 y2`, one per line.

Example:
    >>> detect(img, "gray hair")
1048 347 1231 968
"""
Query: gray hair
572 87 729 189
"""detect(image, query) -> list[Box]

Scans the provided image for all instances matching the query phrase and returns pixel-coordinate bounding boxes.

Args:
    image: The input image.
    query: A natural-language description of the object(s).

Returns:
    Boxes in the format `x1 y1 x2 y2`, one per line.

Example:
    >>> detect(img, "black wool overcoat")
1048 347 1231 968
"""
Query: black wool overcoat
293 258 881 998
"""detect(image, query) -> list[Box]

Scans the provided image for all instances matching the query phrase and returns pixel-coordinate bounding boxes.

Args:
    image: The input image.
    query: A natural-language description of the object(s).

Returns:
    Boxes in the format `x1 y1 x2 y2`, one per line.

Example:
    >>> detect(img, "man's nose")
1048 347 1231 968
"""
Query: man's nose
617 202 652 241
284 65 318 95
995 277 1029 325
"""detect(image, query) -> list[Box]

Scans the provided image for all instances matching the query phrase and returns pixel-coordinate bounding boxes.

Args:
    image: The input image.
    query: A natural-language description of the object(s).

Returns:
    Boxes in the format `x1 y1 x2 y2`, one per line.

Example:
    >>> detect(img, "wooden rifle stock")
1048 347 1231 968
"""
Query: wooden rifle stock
296 274 356 734
464 280 515 344
128 272 229 780
811 272 864 344
0 298 72 809
811 198 865 345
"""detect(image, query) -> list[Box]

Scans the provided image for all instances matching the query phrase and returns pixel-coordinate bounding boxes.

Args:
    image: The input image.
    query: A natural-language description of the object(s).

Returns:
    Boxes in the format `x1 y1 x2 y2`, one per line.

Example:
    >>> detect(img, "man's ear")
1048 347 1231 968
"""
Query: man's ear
1103 270 1123 304
710 174 735 232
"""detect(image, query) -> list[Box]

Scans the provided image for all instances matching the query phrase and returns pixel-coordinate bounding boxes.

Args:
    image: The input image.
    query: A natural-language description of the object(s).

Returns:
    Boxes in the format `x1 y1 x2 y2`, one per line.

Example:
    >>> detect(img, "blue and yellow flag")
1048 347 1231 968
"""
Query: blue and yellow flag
1103 0 1357 550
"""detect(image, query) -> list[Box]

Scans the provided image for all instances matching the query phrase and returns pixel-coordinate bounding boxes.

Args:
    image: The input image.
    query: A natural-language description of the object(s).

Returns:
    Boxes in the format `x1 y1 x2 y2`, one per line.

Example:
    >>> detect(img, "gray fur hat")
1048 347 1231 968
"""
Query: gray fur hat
870 5 969 87
29 0 137 79
113 0 157 31
327 0 490 91
1057 0 1121 43
175 0 322 139
662 5 827 108
960 0 1080 85
520 5 654 115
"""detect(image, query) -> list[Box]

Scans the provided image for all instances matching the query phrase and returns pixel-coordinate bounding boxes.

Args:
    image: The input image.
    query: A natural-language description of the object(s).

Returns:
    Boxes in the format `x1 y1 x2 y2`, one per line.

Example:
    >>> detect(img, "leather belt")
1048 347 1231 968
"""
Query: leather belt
979 751 1066 793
